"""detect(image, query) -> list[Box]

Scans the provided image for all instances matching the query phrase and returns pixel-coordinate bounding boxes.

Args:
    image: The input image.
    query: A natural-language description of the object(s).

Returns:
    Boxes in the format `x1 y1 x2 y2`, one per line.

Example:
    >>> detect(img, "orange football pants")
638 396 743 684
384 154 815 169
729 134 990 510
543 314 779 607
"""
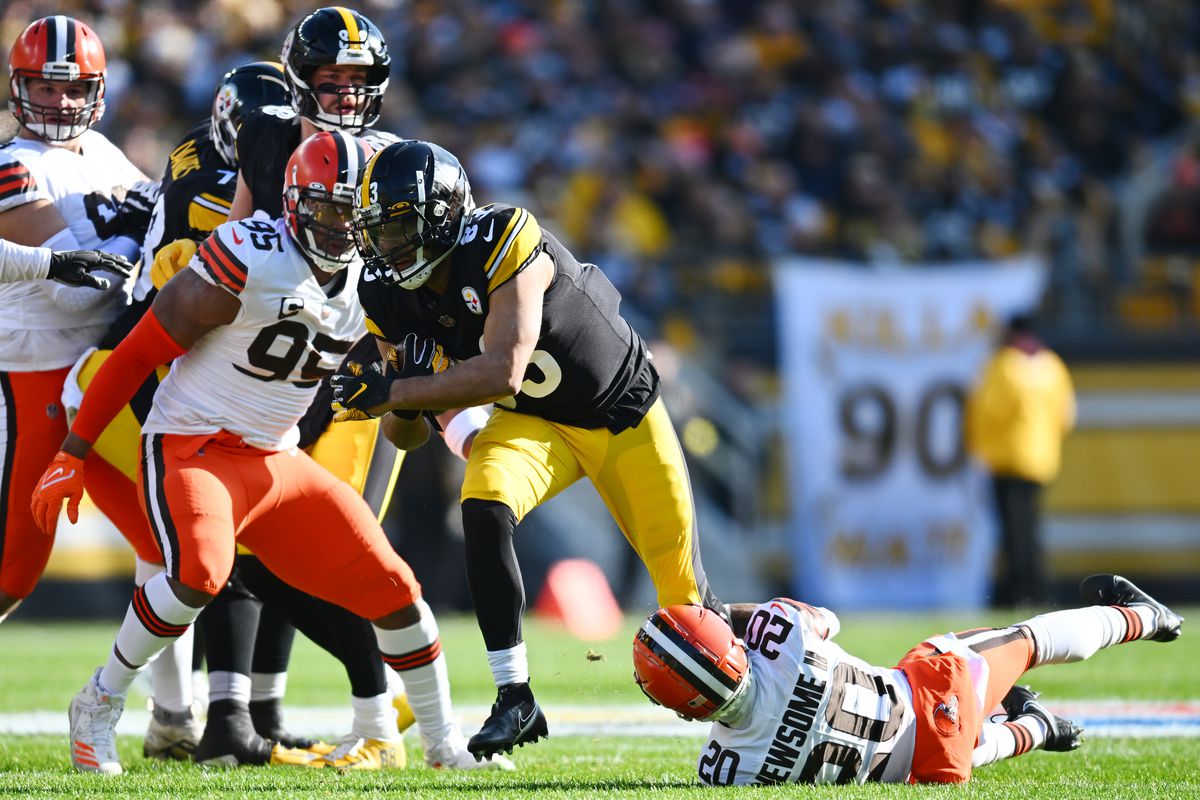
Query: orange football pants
898 626 1036 783
0 368 70 598
138 431 420 620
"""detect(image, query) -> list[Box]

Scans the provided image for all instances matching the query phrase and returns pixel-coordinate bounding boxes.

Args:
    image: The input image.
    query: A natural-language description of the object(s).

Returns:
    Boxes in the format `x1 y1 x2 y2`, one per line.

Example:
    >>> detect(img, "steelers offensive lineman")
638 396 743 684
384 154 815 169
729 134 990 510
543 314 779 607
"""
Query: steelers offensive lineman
0 15 147 623
331 140 725 760
632 574 1183 785
31 131 508 776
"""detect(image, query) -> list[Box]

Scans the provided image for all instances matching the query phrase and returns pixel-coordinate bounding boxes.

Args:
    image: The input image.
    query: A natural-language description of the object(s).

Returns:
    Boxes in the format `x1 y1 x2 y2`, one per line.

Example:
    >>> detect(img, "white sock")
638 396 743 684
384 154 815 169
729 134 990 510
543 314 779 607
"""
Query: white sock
209 671 251 704
972 716 1046 767
384 663 404 697
134 559 194 713
351 692 399 741
99 573 202 696
192 670 209 711
250 671 288 702
1020 605 1157 667
486 642 529 688
373 599 455 748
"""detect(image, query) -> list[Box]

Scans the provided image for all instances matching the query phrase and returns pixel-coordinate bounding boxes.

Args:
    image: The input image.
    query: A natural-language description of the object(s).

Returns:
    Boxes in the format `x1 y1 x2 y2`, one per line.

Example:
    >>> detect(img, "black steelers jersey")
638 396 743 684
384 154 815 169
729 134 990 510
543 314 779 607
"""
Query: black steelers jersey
102 121 236 351
235 106 302 218
237 105 404 217
358 204 660 432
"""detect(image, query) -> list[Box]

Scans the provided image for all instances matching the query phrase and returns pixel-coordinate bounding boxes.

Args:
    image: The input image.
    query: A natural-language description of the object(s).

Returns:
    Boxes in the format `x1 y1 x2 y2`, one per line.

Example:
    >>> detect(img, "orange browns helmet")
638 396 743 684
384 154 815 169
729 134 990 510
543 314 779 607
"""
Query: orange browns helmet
633 605 750 721
8 15 107 142
283 130 374 273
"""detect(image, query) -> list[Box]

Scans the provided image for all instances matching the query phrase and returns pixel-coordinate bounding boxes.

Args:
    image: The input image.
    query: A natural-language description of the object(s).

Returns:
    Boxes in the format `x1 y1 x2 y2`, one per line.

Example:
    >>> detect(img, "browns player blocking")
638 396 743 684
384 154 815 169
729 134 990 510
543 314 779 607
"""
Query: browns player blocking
0 15 149 623
632 575 1182 785
212 7 497 771
31 131 507 776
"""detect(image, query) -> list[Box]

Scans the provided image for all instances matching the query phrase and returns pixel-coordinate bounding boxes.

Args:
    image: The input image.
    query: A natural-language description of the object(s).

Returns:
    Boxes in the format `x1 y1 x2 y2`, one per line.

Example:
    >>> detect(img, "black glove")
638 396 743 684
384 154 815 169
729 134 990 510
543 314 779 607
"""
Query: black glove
116 180 160 241
47 249 134 290
330 359 396 421
386 333 448 419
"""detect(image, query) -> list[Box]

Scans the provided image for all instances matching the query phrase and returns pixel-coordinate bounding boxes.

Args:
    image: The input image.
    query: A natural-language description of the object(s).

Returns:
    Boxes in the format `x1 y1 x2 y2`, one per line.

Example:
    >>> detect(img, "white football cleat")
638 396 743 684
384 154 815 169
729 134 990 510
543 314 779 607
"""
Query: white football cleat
143 701 203 760
426 725 515 771
69 668 125 774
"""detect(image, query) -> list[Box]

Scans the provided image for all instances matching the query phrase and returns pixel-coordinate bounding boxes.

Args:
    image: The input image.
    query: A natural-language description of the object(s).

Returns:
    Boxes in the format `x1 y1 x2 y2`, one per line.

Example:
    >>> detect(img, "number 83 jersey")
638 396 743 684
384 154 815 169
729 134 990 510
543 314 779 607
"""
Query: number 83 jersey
700 599 916 786
143 213 364 451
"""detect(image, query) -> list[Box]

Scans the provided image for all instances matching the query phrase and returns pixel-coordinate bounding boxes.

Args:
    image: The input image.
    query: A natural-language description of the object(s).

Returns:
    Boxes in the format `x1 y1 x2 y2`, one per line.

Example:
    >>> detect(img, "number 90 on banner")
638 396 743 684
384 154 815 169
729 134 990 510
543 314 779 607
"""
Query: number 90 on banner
838 381 966 481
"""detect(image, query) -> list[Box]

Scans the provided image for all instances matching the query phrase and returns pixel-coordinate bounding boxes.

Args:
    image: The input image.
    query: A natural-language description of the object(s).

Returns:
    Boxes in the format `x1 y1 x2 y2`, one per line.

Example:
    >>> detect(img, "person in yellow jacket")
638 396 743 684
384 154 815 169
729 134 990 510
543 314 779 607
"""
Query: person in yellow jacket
966 315 1076 607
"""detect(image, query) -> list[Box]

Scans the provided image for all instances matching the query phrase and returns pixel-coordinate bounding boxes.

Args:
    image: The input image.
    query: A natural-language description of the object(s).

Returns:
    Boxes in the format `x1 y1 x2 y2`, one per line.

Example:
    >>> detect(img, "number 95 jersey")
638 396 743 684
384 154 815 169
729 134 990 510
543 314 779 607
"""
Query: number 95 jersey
143 213 365 451
699 599 916 786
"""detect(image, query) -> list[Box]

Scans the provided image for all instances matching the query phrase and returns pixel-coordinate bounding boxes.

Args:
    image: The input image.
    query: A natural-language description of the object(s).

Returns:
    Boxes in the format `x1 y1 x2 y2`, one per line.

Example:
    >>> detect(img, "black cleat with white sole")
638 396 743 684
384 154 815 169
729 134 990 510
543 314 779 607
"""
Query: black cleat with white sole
1078 573 1183 642
467 682 548 759
1002 685 1084 753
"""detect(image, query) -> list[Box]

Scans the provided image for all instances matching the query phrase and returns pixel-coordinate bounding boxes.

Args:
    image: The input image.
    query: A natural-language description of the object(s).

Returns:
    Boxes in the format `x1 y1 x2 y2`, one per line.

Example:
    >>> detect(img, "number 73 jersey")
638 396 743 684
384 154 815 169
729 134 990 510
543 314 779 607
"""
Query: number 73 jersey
143 214 364 451
699 599 916 786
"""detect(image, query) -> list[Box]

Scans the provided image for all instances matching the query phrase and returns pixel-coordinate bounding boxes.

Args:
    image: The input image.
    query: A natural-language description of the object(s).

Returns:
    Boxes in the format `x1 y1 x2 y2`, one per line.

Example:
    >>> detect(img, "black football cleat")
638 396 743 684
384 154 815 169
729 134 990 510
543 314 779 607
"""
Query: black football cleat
194 699 316 767
250 698 318 750
1002 685 1083 753
1079 573 1183 642
467 682 549 759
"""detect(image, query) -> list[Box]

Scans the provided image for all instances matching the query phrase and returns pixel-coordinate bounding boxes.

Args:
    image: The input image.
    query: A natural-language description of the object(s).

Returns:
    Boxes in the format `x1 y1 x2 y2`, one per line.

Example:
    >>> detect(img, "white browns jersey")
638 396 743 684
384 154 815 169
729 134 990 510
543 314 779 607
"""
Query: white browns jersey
143 213 366 451
699 599 916 786
0 131 143 370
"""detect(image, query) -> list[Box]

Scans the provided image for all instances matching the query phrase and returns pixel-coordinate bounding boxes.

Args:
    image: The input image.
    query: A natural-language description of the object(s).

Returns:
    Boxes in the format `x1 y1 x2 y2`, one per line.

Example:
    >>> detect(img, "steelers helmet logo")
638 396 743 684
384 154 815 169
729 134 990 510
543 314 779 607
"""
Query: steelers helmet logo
215 85 237 117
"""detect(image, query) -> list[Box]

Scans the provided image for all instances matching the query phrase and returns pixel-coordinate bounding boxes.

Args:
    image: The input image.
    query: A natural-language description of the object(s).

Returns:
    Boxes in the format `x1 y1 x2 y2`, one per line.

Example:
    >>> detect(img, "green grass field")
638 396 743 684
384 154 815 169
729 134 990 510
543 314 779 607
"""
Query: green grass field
0 610 1196 799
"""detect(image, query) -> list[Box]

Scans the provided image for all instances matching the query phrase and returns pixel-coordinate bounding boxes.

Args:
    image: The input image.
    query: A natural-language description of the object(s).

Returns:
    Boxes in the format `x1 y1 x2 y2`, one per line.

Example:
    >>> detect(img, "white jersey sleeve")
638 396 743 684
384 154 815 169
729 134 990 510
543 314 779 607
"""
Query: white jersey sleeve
0 238 51 282
143 215 366 451
698 599 916 786
0 132 144 370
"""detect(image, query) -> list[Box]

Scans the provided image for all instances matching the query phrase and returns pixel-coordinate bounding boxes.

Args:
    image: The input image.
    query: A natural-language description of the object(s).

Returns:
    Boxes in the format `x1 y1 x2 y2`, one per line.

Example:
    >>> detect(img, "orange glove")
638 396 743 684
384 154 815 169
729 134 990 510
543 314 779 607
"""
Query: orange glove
30 451 86 535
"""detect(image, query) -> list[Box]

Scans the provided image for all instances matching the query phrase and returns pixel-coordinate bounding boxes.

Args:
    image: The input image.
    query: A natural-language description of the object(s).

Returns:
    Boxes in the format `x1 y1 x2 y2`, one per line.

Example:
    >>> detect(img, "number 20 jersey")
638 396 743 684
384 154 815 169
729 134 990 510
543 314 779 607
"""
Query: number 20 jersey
700 599 916 785
143 214 366 451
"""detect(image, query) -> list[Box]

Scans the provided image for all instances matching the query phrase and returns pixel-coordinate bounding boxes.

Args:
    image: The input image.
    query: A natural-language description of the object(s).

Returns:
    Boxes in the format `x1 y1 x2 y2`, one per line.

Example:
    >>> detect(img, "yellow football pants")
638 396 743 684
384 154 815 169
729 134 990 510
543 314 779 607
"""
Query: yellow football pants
461 396 709 607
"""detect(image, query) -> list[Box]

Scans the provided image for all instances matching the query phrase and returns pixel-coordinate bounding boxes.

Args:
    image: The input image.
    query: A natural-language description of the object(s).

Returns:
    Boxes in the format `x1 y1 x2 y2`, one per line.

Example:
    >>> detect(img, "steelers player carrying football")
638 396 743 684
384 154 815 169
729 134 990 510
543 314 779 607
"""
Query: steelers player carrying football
632 575 1182 786
331 139 726 760
31 130 509 776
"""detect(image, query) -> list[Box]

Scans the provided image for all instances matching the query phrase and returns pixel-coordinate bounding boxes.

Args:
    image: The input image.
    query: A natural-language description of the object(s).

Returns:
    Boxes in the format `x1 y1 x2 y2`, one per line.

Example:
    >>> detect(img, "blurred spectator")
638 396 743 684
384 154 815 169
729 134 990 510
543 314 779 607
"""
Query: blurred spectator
965 315 1076 607
3 0 1198 365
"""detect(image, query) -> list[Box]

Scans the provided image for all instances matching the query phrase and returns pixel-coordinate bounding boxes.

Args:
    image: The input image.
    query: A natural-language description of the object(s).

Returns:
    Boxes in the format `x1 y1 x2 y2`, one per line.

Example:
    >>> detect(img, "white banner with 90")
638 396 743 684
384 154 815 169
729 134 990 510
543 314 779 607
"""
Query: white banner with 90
773 256 1045 610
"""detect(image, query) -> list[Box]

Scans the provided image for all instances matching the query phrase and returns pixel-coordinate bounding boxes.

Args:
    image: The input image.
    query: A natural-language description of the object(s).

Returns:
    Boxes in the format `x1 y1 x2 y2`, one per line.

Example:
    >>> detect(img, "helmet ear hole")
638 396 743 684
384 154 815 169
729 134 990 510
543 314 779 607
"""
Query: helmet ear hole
632 605 748 722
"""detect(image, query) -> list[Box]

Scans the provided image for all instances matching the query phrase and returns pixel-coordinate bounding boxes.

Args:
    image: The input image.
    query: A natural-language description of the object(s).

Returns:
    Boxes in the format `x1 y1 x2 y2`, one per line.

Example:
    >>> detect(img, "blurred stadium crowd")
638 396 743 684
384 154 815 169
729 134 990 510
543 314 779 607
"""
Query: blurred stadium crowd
4 0 1200 368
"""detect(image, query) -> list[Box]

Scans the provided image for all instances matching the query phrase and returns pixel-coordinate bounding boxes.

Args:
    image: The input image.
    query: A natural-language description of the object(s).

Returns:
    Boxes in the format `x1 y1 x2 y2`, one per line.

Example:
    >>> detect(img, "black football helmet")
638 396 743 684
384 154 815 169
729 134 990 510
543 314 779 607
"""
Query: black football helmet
353 140 474 289
281 6 389 134
209 61 290 167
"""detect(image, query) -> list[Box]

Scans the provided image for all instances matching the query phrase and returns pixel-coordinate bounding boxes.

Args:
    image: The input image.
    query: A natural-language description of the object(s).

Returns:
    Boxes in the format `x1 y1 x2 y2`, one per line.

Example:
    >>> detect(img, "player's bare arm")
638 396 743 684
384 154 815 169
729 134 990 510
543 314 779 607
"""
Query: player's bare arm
227 171 253 221
58 268 239 462
0 198 73 247
381 251 552 414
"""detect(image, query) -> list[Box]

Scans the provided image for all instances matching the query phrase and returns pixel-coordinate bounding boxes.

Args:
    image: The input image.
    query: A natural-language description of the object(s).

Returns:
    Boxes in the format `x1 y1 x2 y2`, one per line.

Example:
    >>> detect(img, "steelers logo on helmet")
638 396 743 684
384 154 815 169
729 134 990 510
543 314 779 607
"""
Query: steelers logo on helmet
209 61 290 168
632 605 749 722
7 16 107 142
352 140 475 290
281 6 390 135
283 130 375 273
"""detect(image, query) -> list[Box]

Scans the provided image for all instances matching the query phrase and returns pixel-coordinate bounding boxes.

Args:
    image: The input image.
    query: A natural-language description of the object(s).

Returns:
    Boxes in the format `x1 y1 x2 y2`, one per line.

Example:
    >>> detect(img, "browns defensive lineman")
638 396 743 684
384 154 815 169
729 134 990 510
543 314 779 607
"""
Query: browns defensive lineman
333 140 725 760
632 575 1182 786
0 15 147 623
31 131 504 776
216 8 439 771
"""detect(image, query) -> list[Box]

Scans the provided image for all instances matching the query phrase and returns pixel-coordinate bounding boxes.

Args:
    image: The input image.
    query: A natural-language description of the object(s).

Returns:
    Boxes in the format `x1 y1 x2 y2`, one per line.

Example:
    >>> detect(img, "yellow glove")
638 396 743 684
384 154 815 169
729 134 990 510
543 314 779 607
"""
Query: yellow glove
150 238 198 290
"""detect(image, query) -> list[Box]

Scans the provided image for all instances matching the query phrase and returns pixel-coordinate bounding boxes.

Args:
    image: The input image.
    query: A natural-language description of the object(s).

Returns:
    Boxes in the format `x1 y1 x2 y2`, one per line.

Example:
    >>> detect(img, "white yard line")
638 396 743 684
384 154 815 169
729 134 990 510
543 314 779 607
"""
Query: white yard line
2 702 1198 738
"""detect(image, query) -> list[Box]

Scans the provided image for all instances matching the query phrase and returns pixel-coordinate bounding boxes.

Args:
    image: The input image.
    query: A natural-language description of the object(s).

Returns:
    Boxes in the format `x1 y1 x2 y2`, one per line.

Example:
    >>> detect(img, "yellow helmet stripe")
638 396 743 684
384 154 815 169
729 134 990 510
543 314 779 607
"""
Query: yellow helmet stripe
334 7 362 49
359 149 379 208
